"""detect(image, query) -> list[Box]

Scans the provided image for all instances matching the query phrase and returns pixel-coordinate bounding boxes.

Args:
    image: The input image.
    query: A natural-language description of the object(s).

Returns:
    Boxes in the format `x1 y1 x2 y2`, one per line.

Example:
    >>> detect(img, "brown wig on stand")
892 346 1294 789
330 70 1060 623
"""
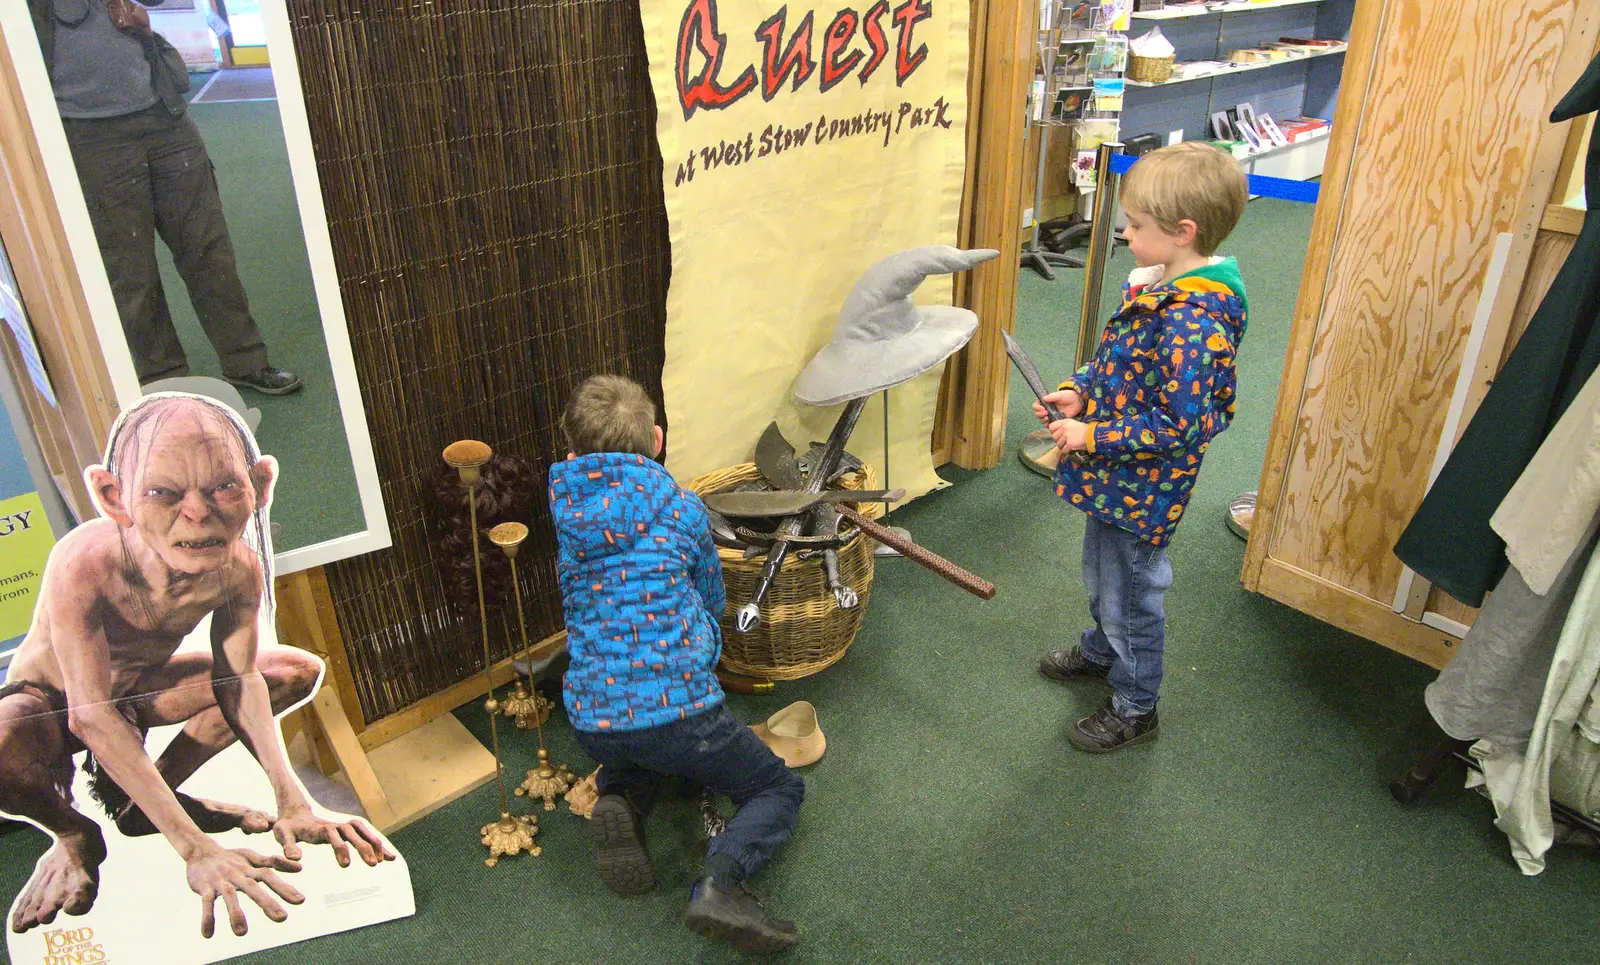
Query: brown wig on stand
426 454 541 616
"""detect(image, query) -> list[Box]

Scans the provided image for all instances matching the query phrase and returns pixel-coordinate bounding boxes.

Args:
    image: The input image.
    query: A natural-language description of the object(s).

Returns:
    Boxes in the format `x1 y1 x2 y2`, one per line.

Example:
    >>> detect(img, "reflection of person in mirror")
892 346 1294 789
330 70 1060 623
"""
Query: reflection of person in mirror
27 0 303 396
0 395 393 940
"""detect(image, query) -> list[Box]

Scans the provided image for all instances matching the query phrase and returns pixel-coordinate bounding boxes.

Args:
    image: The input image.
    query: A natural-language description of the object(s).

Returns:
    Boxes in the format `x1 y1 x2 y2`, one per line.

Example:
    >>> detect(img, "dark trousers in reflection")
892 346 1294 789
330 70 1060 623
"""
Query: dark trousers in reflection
62 104 268 383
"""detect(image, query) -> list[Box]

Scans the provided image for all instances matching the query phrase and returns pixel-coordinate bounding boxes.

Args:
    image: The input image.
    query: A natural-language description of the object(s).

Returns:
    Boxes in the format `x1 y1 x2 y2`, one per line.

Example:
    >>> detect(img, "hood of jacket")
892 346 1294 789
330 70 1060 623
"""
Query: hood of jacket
1122 255 1248 345
547 451 677 559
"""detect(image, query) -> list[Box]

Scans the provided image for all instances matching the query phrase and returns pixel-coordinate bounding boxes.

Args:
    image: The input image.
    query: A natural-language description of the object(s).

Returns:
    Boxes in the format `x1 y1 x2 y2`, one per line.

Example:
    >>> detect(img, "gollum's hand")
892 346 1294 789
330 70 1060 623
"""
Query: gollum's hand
185 844 303 938
272 806 397 868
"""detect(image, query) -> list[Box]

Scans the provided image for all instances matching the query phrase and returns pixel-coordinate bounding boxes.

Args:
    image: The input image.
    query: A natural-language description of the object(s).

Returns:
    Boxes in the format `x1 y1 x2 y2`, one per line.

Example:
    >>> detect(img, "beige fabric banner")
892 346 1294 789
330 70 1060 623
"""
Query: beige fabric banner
640 0 970 499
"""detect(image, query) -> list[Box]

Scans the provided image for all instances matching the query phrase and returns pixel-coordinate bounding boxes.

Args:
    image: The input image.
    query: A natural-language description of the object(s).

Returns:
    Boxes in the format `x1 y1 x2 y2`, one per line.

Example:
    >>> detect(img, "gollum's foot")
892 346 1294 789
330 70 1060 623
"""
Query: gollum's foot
116 793 274 837
11 828 107 933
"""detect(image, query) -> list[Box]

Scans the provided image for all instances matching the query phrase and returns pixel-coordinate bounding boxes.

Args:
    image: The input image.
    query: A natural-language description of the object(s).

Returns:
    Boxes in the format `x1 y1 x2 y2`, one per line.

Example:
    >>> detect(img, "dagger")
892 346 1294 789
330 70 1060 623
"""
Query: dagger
1002 330 1087 467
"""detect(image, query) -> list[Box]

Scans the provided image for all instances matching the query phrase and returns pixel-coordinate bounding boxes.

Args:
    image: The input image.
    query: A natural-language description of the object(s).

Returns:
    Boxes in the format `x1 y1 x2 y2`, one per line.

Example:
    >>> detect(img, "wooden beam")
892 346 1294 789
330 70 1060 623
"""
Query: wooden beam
274 568 366 733
948 0 1030 469
307 686 398 830
1256 558 1459 670
356 630 568 752
1541 202 1585 235
936 0 996 464
1242 0 1389 590
1501 228 1577 366
1550 88 1593 207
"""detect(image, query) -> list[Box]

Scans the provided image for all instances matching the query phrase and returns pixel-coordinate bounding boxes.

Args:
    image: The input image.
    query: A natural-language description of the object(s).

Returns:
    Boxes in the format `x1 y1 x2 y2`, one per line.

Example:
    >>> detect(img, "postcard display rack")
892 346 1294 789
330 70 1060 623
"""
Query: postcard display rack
1021 1 1132 280
1119 0 1354 184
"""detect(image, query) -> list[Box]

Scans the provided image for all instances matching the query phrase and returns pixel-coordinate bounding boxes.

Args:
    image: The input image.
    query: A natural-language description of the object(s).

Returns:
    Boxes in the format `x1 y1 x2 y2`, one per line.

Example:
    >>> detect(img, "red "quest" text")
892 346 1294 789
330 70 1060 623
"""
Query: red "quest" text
675 0 935 121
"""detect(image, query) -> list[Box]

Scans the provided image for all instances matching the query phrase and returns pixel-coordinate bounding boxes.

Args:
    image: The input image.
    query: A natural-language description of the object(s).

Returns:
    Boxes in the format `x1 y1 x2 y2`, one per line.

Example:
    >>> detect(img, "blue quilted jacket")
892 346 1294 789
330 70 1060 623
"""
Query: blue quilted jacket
550 452 726 732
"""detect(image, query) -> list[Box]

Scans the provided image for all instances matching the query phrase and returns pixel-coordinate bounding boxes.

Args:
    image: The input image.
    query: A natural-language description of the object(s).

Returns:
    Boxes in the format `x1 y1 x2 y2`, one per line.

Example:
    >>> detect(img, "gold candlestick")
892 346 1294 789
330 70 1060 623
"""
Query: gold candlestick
493 519 555 730
489 522 577 811
443 441 538 866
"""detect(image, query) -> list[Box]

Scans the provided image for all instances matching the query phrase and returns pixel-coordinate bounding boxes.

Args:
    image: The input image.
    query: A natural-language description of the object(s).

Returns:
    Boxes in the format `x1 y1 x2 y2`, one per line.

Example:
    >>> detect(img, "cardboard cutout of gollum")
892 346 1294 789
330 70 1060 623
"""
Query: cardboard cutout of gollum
1 393 412 965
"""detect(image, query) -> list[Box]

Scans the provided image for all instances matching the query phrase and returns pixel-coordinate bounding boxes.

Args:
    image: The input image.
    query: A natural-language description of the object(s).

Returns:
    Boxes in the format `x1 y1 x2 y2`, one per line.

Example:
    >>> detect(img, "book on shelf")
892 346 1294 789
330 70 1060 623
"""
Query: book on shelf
1279 116 1331 142
1255 114 1290 148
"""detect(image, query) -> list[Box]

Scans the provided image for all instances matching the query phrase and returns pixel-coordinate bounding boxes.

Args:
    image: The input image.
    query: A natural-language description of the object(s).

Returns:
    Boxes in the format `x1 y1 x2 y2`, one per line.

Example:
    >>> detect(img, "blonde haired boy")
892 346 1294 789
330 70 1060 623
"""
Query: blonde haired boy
1034 141 1250 752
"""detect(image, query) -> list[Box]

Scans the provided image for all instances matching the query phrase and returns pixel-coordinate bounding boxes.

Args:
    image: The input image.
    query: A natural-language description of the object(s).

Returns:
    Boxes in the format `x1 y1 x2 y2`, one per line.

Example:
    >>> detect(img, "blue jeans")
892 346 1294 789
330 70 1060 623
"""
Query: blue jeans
575 704 804 882
1078 516 1174 716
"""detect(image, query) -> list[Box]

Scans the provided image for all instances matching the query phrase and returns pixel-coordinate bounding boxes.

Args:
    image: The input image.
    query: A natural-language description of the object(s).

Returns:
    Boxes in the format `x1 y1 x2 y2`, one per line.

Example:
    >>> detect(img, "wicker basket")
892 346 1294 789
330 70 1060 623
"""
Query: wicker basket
1127 53 1175 85
687 462 884 680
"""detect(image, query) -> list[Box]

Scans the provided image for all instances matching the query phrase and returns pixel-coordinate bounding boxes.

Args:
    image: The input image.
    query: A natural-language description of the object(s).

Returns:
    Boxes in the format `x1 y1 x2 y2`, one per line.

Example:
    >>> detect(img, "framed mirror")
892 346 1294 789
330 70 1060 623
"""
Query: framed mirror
0 0 388 572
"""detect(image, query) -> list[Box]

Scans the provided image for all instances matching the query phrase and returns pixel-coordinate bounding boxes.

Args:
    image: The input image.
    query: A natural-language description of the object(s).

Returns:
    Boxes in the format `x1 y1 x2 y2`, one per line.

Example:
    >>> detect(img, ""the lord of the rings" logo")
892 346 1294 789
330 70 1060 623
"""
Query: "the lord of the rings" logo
41 926 109 965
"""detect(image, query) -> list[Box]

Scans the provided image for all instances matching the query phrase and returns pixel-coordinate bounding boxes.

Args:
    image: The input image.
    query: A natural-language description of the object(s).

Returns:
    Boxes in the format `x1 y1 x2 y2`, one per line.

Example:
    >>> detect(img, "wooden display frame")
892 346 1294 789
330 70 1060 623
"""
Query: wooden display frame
0 2 394 576
1241 0 1599 666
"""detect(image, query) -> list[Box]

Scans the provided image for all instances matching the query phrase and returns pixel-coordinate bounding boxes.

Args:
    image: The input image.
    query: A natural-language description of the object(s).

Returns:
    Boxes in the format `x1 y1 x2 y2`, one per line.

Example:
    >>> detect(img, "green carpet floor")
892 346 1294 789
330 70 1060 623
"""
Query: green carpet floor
154 99 363 554
6 197 1598 963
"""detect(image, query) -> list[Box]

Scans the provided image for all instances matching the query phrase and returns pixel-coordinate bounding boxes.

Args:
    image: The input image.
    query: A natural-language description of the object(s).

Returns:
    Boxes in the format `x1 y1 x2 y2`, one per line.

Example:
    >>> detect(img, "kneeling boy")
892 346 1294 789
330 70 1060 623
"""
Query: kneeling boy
551 375 804 955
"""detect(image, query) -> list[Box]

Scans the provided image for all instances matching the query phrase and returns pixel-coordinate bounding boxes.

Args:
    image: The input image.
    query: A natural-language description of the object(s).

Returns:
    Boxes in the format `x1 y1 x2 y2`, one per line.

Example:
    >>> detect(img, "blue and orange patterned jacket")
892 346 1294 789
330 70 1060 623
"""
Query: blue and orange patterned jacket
1056 257 1248 546
550 451 726 733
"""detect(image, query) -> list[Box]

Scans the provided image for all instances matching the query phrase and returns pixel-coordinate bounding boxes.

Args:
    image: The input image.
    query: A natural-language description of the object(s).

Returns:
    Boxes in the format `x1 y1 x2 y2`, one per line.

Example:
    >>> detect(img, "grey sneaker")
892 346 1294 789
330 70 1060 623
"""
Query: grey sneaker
227 366 303 396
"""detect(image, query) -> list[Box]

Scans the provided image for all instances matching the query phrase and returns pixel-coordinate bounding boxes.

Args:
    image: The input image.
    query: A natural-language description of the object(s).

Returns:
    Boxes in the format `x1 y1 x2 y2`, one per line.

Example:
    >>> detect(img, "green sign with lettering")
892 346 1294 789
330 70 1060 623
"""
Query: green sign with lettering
0 491 54 643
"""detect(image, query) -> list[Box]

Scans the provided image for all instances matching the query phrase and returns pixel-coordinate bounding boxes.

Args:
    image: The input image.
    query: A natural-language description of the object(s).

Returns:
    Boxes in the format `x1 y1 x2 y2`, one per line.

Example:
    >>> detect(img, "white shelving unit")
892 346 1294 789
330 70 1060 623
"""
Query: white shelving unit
1247 132 1330 182
1133 0 1325 21
1119 0 1351 182
1126 43 1346 87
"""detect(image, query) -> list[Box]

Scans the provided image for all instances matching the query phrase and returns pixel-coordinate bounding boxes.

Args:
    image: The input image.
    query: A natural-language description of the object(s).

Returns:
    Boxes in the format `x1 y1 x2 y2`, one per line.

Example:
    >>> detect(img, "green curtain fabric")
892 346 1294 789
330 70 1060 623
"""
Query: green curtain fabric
1394 52 1600 607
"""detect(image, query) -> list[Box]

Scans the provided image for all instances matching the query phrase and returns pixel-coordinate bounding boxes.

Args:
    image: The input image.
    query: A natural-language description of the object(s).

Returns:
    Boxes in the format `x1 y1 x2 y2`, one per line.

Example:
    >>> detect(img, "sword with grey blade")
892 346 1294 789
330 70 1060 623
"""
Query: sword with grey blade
1002 330 1088 467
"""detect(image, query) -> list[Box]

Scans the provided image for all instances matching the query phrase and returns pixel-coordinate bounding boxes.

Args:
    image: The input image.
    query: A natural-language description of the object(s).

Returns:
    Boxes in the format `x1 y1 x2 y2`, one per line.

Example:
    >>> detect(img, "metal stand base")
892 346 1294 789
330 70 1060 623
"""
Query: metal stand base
1021 247 1084 280
1227 490 1256 540
1392 736 1600 842
873 525 913 557
1019 428 1061 478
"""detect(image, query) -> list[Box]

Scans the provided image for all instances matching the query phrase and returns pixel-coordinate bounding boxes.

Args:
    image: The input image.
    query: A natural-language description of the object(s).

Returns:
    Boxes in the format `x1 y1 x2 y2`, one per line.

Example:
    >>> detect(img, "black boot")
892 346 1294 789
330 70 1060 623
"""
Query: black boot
1038 645 1112 682
587 794 655 895
684 873 799 955
1069 697 1159 753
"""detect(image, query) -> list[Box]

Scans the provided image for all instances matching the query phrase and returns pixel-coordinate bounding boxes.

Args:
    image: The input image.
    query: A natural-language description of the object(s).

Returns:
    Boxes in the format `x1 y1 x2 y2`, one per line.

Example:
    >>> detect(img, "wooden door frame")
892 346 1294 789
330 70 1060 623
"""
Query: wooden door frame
934 0 1031 470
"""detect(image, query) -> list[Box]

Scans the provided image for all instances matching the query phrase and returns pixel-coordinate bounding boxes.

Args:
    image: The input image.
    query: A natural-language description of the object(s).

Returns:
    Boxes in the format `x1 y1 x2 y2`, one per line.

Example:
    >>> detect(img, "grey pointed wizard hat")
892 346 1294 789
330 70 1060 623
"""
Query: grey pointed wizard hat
792 245 1000 406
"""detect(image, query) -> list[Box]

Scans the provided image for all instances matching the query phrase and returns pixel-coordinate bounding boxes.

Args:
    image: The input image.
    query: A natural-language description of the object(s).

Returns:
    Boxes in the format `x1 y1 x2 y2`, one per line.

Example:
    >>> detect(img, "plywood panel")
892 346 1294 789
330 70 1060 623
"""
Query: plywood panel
1267 0 1580 604
1018 125 1081 232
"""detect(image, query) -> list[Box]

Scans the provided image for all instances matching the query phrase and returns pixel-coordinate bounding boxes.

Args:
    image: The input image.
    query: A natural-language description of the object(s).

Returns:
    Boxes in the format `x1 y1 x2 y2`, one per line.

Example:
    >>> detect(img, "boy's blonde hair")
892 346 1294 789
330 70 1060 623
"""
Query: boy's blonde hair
1119 141 1248 256
562 374 657 456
